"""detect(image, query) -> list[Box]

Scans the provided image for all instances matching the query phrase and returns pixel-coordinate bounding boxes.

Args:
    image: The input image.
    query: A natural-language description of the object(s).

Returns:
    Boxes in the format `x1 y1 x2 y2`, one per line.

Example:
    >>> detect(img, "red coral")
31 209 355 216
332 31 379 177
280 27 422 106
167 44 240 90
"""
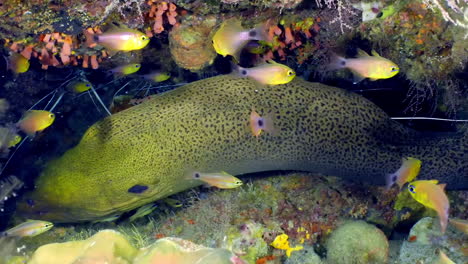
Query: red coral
147 1 180 34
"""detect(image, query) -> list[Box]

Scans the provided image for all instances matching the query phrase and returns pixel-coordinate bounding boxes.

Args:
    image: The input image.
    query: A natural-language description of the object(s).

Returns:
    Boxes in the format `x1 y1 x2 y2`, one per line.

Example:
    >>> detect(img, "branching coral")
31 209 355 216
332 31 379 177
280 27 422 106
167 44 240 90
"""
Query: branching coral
423 0 468 38
315 0 359 34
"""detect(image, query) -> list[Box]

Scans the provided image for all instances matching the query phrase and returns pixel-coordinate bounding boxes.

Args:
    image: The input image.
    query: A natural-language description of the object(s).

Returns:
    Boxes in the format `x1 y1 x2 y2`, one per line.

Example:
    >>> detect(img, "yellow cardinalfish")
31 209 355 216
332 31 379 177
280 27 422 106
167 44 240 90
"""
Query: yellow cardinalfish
16 110 55 136
386 157 421 189
408 180 450 233
1 220 53 237
270 234 303 257
67 81 92 94
212 18 266 61
8 134 22 148
233 61 296 85
328 49 399 83
449 218 468 234
129 203 157 222
250 109 275 138
142 71 171 82
85 25 150 52
190 171 243 189
0 126 22 150
8 53 30 74
109 63 141 76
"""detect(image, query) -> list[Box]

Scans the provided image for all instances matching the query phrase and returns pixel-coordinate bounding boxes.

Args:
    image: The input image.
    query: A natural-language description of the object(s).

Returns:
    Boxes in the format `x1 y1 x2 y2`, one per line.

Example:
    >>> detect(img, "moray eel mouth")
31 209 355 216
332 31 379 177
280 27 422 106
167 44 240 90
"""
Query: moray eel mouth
17 75 467 222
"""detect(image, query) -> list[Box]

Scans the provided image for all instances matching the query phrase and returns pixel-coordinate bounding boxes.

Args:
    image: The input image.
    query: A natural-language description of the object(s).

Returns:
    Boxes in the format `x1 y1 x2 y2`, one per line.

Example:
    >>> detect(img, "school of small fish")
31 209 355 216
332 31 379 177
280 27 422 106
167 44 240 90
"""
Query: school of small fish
1 16 466 263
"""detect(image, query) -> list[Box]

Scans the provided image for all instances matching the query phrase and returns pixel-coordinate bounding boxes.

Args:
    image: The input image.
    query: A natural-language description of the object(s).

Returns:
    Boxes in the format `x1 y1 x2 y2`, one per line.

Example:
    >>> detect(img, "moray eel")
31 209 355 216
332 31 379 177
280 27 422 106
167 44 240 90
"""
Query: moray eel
17 75 467 222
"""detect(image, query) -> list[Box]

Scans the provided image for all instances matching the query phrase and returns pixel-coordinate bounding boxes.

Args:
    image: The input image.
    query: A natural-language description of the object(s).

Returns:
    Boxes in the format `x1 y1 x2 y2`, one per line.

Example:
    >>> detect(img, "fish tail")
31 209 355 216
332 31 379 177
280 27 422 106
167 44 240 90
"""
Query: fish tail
263 113 277 136
84 29 99 48
231 62 248 78
440 211 448 233
248 22 268 42
325 53 347 72
385 173 397 190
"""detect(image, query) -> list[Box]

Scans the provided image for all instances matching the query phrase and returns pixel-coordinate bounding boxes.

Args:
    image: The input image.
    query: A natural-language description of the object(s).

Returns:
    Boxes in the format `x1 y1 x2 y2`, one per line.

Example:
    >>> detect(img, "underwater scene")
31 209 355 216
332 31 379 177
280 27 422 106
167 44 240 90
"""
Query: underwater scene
0 0 467 263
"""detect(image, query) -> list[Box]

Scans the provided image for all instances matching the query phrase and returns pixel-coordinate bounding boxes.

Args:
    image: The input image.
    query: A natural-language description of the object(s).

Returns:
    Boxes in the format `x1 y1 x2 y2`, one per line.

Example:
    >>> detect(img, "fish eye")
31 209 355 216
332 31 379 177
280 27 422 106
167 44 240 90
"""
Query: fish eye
49 114 54 118
85 84 91 87
391 67 398 72
257 118 264 127
408 185 416 194
287 71 294 76
135 65 140 67
194 172 200 178
141 36 147 40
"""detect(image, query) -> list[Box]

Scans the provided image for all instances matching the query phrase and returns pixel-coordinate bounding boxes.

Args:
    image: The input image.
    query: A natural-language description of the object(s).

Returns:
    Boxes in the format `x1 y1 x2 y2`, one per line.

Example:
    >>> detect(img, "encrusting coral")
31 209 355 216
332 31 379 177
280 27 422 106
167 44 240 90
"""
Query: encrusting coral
26 229 246 264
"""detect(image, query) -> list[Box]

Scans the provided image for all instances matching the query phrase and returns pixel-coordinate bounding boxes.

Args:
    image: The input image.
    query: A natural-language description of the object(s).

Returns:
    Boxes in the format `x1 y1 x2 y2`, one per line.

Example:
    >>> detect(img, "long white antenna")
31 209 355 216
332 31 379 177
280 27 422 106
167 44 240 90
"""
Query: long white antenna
391 117 468 122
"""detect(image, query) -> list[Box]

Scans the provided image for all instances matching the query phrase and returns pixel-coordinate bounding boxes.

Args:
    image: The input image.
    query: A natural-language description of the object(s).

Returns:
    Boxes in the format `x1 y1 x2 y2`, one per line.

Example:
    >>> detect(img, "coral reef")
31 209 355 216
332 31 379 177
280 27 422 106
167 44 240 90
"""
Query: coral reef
284 245 322 264
358 1 468 115
28 229 137 264
398 217 468 263
169 15 217 71
0 1 467 263
0 176 23 212
26 229 245 264
326 221 389 264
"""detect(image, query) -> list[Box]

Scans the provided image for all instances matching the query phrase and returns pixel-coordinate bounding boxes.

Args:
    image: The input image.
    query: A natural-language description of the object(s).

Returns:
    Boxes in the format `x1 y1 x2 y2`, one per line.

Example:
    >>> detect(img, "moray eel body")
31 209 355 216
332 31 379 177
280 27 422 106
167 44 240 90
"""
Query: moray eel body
18 75 467 222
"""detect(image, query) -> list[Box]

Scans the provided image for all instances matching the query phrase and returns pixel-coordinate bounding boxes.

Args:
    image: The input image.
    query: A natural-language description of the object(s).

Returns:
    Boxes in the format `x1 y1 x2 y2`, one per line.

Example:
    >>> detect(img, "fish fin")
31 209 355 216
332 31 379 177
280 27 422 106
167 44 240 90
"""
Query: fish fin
248 21 268 42
428 180 439 184
220 171 231 176
438 183 447 190
371 50 381 57
356 48 370 57
325 53 347 72
352 72 366 84
231 62 249 78
105 22 128 33
385 173 397 190
105 49 118 58
232 51 242 63
262 112 277 136
184 168 201 181
369 78 378 81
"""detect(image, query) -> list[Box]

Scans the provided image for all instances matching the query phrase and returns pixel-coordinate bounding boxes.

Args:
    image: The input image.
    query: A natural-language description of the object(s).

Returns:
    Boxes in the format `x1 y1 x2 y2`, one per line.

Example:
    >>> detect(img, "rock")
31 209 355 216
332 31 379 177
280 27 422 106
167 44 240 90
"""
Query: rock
27 229 245 264
326 221 388 264
28 230 137 264
134 237 243 264
398 217 467 263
